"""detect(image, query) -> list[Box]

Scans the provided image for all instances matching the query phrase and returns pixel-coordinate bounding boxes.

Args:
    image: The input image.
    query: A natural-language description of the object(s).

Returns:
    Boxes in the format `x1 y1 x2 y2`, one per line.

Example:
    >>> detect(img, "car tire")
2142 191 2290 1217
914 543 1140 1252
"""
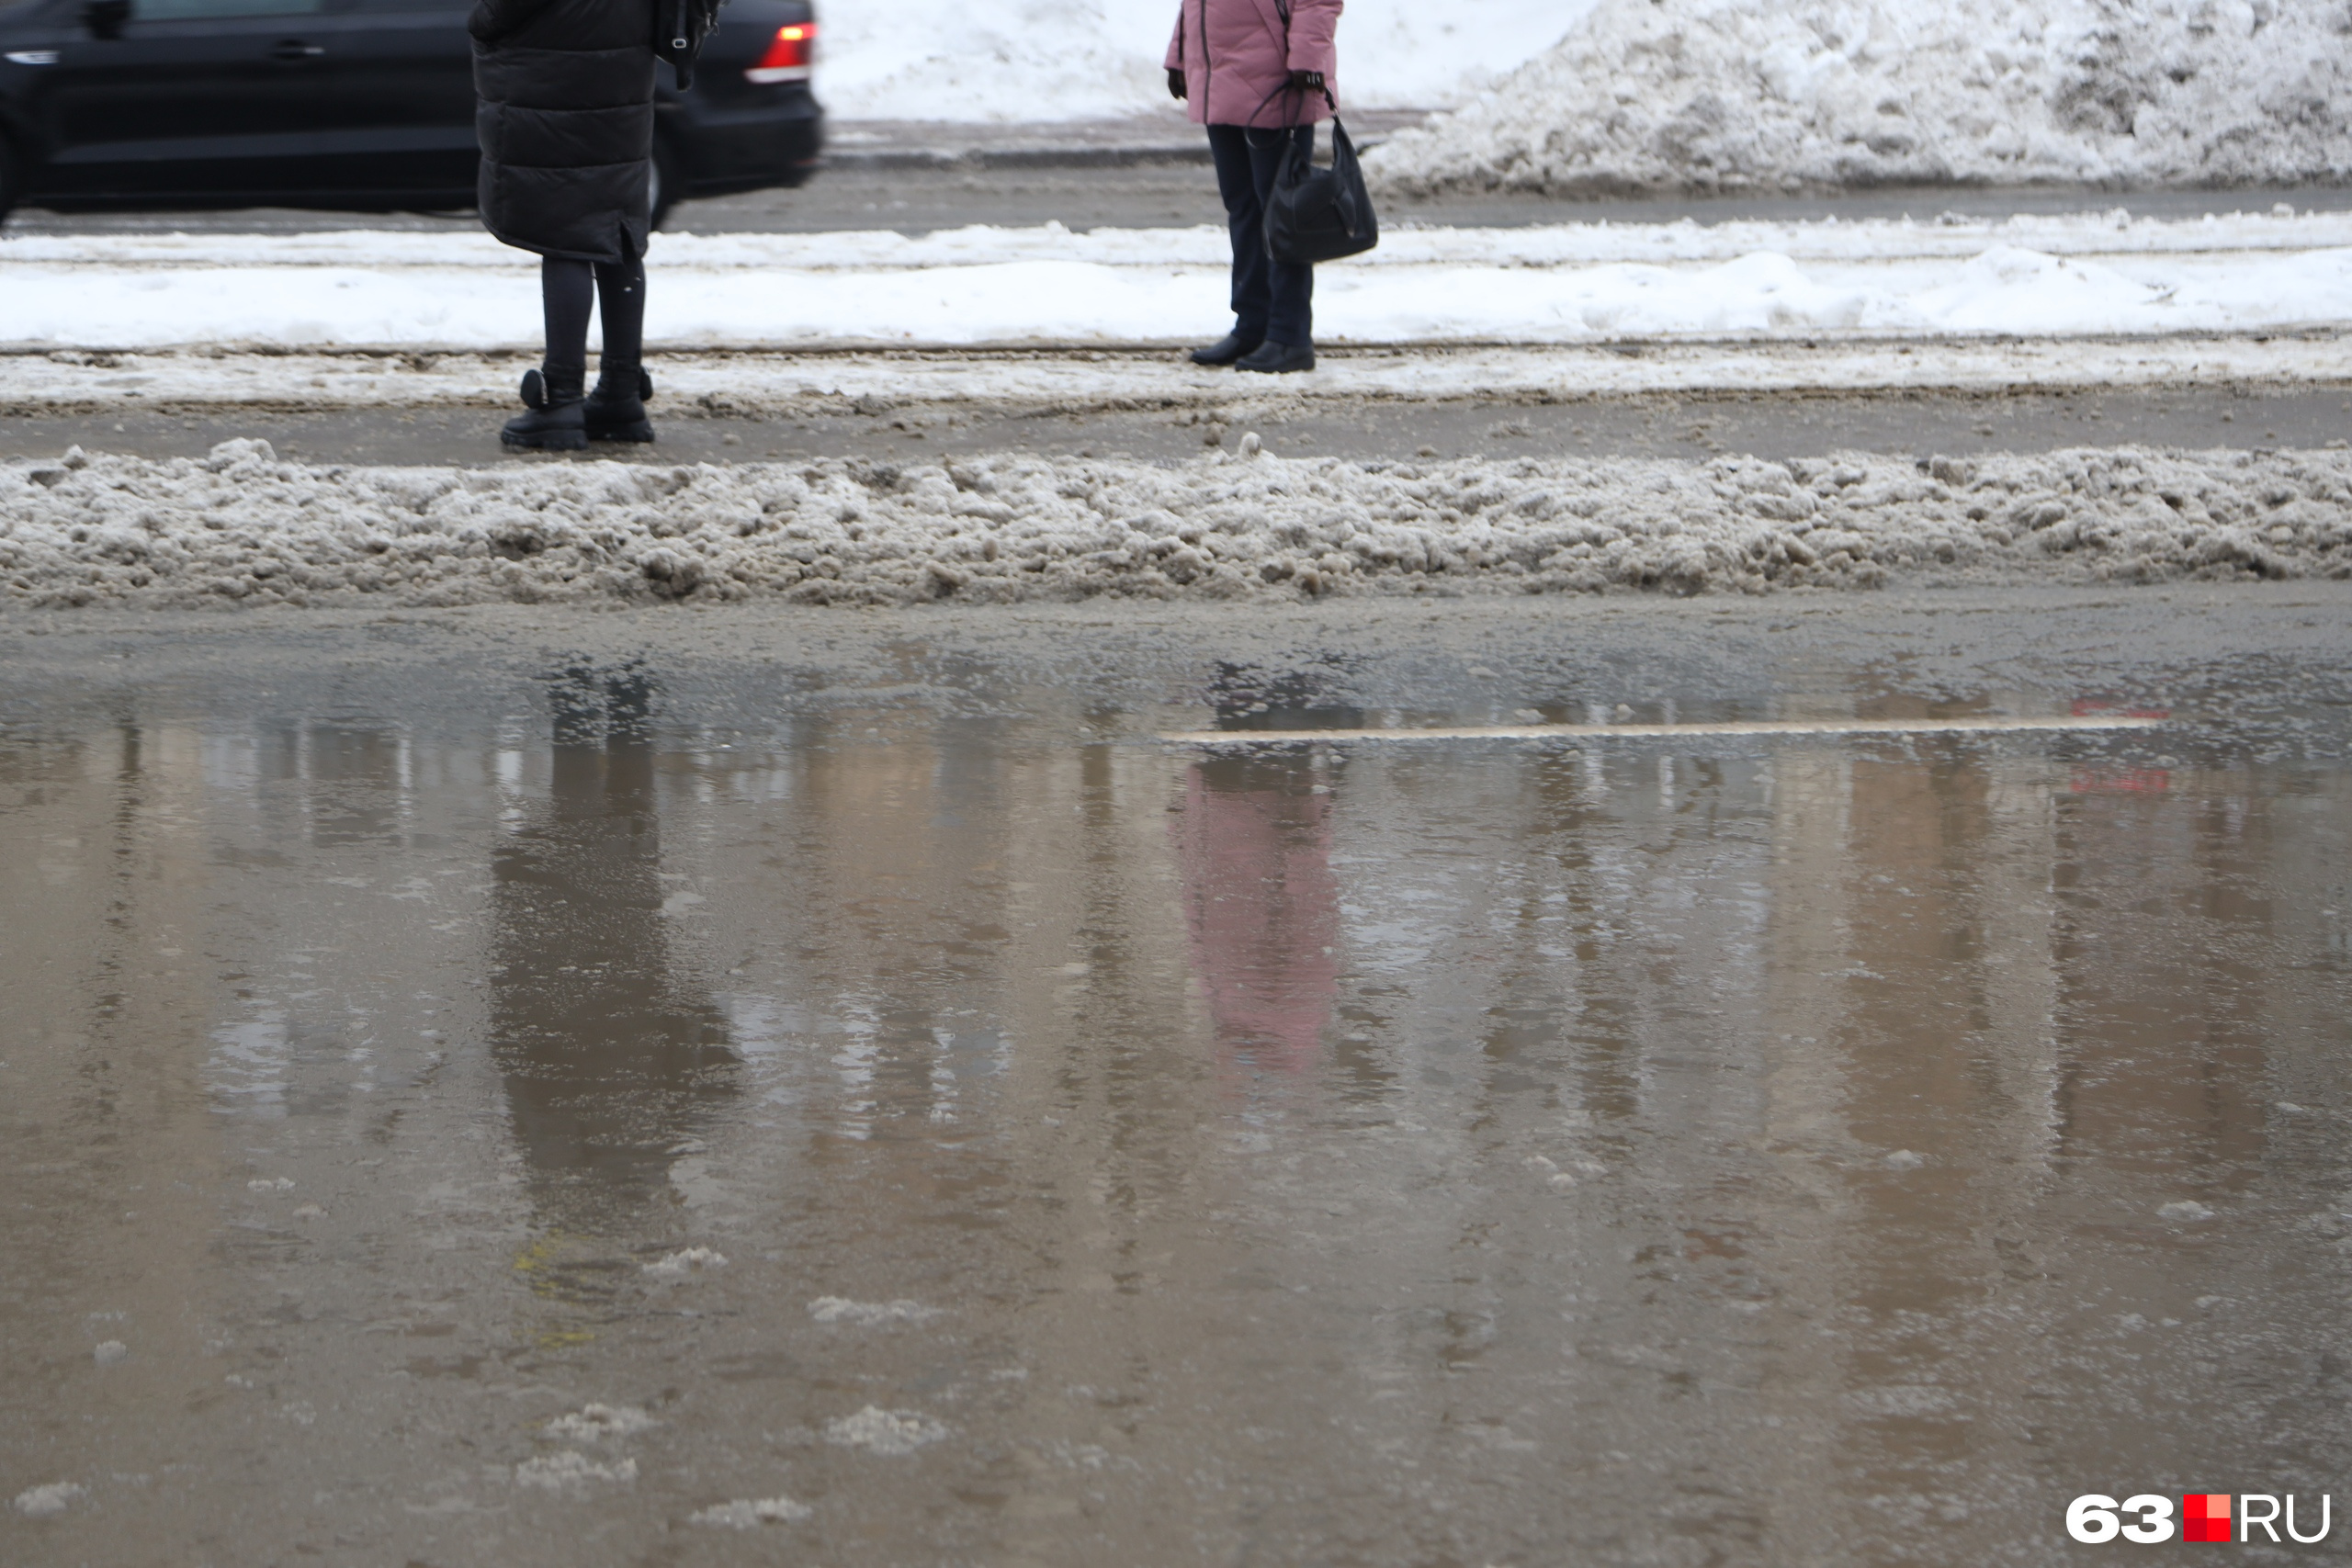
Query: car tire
650 138 684 231
0 135 23 227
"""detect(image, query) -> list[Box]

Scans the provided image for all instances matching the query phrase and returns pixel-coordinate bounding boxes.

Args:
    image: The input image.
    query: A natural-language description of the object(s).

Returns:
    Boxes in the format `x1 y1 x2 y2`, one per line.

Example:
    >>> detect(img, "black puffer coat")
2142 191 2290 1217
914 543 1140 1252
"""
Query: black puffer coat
470 0 655 265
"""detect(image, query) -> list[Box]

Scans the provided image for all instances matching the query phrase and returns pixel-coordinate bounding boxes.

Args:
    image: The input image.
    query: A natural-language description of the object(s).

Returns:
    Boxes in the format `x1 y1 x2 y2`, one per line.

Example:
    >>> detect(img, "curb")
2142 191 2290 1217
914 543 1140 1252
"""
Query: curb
821 144 1215 171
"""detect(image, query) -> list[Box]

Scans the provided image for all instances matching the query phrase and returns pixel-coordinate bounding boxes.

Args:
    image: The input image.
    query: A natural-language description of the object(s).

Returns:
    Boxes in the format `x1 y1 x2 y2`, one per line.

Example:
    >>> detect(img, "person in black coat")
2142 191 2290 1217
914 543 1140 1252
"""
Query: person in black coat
471 0 660 449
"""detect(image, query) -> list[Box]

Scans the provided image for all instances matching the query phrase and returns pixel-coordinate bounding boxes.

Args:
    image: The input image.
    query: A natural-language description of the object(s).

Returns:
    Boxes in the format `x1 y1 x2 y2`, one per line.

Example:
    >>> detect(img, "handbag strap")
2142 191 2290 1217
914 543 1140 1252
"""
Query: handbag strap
1245 76 1302 132
1263 0 1329 130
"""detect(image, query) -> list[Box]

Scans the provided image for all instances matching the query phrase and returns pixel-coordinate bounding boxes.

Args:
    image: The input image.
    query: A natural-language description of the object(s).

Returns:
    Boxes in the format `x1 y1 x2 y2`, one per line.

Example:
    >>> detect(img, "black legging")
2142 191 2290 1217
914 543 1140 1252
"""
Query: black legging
541 256 646 378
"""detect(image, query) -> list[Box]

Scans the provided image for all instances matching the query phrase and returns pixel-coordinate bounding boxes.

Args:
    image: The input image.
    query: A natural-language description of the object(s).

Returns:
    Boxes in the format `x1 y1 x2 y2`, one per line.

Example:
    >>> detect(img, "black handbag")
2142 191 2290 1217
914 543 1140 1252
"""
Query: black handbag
1265 102 1379 265
1251 0 1378 268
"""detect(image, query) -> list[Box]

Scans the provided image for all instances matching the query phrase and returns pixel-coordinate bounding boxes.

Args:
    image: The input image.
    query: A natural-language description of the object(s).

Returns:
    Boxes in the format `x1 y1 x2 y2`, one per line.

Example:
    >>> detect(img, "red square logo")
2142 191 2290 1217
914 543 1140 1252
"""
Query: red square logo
2183 1495 2232 1542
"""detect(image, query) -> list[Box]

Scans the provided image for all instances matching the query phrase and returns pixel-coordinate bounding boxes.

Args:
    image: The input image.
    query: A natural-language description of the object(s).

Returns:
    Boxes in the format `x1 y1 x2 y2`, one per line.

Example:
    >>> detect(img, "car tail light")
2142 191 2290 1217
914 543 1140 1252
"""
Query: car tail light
746 22 814 83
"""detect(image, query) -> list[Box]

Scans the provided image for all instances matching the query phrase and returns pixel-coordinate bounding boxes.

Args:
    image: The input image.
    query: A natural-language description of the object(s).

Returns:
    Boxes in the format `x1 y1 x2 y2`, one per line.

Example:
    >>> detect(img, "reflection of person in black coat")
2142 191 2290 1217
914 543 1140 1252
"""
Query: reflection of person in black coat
488 664 735 1232
471 0 660 449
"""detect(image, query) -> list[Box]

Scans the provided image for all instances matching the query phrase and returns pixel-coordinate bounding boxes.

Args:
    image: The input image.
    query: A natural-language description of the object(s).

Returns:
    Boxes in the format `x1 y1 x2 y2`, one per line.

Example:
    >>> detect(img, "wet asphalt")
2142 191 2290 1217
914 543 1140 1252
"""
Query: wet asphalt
13 160 2352 238
7 382 2350 468
3 588 2350 1565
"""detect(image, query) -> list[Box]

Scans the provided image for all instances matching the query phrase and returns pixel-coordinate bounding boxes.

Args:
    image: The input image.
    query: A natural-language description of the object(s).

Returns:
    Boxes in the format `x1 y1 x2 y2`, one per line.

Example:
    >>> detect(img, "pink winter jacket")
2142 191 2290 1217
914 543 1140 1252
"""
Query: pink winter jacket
1164 0 1341 129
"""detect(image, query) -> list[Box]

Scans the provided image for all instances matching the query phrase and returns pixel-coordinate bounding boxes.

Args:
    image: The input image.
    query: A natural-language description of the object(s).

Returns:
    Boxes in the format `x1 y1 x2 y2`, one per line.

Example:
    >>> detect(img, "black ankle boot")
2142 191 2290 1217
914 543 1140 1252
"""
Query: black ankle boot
1236 340 1315 375
1190 332 1262 367
501 367 587 451
584 364 655 444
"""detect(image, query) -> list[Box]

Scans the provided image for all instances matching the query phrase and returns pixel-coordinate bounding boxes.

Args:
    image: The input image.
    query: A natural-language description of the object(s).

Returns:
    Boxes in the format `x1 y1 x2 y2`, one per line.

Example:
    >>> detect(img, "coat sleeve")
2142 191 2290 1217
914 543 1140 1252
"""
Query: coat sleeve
469 0 555 43
1285 0 1340 75
1164 1 1183 71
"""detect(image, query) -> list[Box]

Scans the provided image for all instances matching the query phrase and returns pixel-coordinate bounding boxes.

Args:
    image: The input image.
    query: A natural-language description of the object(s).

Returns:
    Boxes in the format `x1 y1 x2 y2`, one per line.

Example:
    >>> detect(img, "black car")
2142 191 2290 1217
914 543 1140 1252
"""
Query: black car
0 0 820 223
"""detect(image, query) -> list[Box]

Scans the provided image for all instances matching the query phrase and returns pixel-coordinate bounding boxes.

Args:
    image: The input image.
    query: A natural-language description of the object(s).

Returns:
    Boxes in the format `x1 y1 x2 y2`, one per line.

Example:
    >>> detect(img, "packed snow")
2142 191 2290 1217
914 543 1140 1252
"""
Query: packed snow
6 438 2346 611
817 0 1582 121
15 207 2352 268
1369 0 2352 197
6 214 2350 350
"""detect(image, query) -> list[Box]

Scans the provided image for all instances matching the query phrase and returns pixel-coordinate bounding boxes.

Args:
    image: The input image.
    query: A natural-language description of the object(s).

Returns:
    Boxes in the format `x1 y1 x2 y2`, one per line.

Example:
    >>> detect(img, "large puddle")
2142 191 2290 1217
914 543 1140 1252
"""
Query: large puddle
4 595 2348 1565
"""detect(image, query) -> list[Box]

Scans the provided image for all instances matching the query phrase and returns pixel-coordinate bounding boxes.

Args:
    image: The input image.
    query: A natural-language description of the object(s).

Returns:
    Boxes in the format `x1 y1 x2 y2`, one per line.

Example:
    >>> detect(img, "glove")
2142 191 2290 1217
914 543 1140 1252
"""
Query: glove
1288 70 1326 95
1168 66 1186 100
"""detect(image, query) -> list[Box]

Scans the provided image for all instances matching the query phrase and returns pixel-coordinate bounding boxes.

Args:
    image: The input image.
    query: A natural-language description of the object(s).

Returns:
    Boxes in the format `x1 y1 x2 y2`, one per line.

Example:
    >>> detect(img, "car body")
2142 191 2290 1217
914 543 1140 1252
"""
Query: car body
0 0 820 222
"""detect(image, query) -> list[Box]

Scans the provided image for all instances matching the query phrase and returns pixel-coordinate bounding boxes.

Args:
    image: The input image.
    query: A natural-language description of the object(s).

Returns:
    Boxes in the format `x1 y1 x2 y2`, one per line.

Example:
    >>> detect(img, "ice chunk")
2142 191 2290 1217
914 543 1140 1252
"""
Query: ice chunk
514 1451 638 1489
13 1483 85 1517
545 1404 657 1440
808 1297 941 1326
823 1406 947 1456
689 1495 812 1528
642 1247 728 1278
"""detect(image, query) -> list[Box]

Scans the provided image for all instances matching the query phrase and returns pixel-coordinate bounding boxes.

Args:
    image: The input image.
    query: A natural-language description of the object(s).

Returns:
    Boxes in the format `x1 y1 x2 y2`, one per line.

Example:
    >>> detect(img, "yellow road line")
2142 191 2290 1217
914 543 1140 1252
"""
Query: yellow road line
1159 714 2169 745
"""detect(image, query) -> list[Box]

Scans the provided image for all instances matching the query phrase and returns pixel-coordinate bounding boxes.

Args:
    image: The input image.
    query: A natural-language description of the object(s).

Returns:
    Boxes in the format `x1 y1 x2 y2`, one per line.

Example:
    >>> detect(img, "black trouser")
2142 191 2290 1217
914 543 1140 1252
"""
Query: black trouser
1206 122 1315 347
540 255 646 380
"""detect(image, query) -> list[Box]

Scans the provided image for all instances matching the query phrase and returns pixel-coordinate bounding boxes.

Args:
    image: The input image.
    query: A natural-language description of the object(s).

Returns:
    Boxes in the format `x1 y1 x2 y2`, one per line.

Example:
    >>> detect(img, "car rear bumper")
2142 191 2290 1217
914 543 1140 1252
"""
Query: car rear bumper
666 90 822 196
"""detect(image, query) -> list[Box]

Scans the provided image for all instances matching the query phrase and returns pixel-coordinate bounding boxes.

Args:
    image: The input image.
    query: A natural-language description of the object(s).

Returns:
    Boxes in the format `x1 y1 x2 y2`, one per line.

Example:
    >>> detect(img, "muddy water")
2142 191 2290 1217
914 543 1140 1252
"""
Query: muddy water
3 593 2349 1567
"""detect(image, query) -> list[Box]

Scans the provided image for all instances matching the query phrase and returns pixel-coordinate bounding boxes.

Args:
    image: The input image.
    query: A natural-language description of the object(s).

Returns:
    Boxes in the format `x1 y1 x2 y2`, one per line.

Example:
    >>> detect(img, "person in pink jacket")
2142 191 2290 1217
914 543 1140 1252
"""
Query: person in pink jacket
1166 0 1342 374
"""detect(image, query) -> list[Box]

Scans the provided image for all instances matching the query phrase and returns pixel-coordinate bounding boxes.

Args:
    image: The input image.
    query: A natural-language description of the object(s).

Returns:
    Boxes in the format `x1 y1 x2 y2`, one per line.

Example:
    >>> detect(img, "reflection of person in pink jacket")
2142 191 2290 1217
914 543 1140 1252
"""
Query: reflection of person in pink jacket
1164 0 1342 375
1171 757 1340 1071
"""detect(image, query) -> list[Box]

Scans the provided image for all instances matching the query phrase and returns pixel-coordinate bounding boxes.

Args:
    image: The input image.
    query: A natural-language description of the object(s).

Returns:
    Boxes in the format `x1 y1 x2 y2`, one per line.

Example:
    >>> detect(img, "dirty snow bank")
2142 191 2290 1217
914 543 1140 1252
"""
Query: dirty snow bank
6 439 2347 609
1368 0 2352 197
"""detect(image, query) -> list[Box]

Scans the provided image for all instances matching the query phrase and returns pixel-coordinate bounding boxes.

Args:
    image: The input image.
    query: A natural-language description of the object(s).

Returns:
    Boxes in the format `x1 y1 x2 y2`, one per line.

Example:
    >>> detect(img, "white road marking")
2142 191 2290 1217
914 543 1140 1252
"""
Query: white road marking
1159 714 2168 745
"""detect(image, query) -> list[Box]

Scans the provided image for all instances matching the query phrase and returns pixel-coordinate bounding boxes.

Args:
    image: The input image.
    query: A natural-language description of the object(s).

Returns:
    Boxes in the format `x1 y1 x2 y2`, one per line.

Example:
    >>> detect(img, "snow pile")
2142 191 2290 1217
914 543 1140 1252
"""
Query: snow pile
6 438 2348 610
818 0 1581 121
1368 0 2352 197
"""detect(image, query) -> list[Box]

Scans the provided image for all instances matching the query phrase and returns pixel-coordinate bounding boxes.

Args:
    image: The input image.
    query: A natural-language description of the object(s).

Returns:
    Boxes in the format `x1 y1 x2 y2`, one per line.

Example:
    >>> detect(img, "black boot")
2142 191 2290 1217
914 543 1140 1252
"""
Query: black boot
1190 332 1263 367
1236 340 1315 375
501 367 587 451
584 364 655 444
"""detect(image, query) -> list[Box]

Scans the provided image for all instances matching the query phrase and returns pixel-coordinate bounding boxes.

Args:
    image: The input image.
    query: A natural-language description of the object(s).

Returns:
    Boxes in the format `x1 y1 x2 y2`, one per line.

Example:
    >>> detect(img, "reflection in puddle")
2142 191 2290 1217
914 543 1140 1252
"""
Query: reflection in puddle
1173 669 1354 1075
2 621 2348 1566
489 665 736 1228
